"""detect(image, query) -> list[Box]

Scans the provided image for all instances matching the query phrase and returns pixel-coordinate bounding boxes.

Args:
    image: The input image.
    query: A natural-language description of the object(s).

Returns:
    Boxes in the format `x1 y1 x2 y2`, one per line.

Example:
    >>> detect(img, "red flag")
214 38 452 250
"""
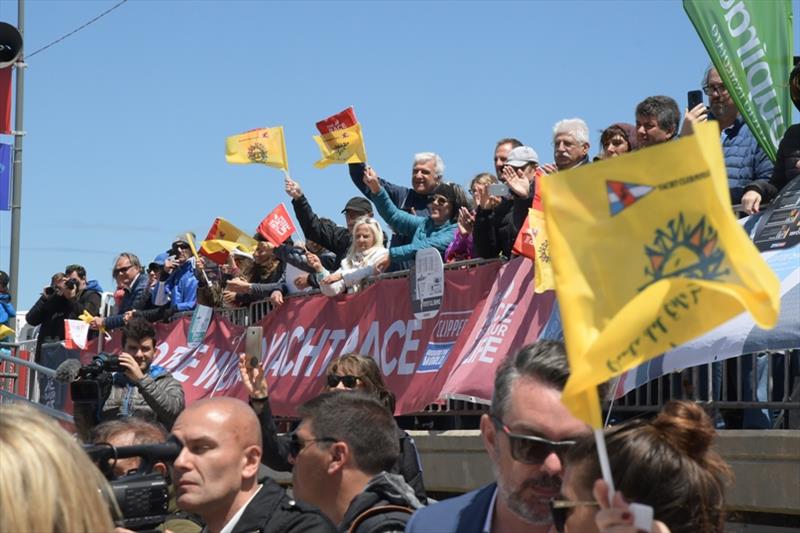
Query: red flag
0 67 12 134
512 169 545 259
315 107 358 135
257 203 296 245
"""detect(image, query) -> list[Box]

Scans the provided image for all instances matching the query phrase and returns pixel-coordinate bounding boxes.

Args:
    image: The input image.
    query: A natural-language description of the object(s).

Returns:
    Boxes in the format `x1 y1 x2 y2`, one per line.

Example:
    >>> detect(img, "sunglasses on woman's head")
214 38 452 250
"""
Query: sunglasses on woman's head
549 497 600 532
490 415 576 464
326 374 361 388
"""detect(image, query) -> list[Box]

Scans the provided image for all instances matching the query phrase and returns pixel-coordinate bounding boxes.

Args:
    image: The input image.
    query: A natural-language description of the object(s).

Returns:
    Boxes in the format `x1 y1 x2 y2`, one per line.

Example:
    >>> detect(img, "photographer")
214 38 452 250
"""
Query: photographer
158 236 199 313
74 318 185 441
90 418 202 533
26 266 102 363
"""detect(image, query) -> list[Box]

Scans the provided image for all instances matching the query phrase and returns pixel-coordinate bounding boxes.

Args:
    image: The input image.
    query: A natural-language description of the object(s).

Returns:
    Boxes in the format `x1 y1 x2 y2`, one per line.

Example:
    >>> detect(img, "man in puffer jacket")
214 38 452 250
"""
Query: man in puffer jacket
74 317 184 440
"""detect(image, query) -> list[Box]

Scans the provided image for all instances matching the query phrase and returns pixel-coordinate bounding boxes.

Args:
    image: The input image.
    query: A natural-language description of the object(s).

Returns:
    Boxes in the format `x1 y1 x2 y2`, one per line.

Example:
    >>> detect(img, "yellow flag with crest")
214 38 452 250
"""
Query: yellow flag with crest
225 126 288 171
541 121 779 427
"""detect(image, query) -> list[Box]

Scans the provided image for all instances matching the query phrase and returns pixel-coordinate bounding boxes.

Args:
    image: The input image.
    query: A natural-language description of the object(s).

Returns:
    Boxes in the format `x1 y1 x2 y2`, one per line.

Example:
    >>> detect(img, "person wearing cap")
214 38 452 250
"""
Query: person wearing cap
126 252 175 324
362 166 460 271
91 253 149 331
284 175 374 269
348 153 445 269
160 235 199 313
542 118 591 173
474 146 541 259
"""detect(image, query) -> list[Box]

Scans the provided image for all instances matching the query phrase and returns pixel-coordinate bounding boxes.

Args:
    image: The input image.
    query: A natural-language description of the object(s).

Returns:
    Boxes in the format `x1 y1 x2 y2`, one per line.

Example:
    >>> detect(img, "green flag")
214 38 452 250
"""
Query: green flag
683 0 794 162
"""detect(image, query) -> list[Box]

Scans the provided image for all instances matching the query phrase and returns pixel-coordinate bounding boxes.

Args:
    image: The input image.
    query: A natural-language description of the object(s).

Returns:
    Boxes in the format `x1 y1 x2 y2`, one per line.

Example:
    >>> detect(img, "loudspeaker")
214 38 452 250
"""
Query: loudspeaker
0 22 23 69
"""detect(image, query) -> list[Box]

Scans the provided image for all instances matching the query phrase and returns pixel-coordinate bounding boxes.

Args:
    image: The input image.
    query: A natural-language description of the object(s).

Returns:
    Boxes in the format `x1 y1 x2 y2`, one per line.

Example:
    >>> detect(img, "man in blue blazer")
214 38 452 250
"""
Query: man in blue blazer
405 341 590 533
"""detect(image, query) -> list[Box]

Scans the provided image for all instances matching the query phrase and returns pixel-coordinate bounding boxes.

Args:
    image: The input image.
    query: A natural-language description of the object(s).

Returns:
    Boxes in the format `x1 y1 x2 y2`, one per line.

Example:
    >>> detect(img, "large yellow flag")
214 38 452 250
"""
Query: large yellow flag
225 127 288 170
312 123 367 169
199 218 258 265
541 121 779 427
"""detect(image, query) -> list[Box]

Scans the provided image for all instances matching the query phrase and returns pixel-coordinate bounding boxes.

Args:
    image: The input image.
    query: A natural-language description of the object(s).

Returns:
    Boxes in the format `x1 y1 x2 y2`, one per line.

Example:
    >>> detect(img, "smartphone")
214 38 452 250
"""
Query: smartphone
245 326 263 368
687 89 704 110
488 183 509 197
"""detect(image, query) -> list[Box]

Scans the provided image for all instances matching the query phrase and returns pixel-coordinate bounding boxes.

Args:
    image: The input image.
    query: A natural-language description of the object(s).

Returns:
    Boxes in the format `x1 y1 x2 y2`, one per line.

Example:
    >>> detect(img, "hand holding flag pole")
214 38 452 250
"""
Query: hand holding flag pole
183 232 210 286
79 310 111 341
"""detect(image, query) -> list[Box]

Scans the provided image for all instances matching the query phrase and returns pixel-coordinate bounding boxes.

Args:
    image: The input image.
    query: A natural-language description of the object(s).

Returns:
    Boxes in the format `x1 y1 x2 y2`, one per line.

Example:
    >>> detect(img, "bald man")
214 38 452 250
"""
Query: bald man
171 398 335 533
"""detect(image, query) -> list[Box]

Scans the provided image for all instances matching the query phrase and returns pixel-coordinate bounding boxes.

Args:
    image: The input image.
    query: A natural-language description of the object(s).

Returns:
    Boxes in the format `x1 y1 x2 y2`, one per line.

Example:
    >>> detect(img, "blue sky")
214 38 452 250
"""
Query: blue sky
0 0 798 308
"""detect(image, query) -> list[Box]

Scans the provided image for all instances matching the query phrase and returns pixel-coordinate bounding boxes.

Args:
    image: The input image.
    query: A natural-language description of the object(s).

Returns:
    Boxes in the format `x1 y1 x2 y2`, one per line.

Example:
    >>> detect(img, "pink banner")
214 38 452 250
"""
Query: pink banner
79 259 562 416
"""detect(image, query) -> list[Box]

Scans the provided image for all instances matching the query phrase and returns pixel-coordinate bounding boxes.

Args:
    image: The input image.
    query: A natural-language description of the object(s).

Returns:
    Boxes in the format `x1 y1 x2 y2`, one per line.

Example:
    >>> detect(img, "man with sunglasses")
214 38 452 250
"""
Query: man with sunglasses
406 341 589 533
91 252 150 331
288 391 424 532
159 235 199 313
171 397 336 533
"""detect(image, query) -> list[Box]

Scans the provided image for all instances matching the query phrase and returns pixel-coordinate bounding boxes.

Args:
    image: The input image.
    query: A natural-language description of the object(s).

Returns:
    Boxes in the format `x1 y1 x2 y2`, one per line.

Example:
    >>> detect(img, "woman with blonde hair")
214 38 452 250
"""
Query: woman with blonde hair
0 402 117 532
309 216 388 297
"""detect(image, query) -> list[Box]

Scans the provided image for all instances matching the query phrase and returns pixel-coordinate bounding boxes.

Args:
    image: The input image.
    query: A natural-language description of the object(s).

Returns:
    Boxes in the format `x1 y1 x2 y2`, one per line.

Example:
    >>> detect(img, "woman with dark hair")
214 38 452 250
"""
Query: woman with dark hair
597 123 639 160
552 401 732 533
238 352 427 502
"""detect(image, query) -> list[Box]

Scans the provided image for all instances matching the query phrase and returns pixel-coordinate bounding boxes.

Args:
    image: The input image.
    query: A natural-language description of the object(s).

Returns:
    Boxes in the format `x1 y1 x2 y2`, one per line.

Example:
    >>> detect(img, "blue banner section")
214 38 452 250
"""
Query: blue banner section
0 143 10 211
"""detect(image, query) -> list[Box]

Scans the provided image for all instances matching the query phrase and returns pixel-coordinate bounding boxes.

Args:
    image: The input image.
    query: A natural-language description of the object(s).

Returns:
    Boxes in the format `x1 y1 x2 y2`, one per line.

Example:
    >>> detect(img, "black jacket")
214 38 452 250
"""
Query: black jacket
105 273 151 329
25 284 101 361
473 193 530 259
744 124 800 204
254 398 427 504
230 478 336 533
339 472 423 533
291 194 352 268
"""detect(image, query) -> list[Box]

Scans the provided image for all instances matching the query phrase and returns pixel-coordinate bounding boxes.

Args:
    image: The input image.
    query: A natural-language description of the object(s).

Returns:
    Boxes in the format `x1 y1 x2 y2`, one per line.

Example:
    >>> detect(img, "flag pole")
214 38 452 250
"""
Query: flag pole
185 232 210 286
8 0 25 313
594 428 616 503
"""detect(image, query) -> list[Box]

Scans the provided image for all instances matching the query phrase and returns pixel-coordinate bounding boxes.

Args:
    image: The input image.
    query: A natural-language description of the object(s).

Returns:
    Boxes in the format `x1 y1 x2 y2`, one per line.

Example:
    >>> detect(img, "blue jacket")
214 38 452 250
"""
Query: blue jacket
165 260 199 312
371 187 456 267
104 273 149 330
721 116 773 204
349 162 432 248
0 293 15 325
406 483 495 533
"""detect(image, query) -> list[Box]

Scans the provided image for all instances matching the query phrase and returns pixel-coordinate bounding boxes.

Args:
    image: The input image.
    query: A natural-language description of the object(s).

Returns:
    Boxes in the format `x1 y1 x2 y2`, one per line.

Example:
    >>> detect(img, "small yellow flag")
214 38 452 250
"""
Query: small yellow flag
528 208 555 294
541 121 779 427
226 126 288 171
0 324 13 340
312 123 367 169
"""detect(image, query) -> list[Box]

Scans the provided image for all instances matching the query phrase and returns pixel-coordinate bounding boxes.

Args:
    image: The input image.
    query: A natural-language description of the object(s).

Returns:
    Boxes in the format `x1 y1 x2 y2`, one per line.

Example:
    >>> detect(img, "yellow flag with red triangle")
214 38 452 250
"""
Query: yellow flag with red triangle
541 121 779 427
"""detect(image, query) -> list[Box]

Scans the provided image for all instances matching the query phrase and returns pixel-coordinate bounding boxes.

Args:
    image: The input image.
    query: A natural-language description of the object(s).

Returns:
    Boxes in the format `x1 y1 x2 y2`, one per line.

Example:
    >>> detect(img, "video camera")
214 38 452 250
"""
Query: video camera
84 437 183 532
70 353 123 404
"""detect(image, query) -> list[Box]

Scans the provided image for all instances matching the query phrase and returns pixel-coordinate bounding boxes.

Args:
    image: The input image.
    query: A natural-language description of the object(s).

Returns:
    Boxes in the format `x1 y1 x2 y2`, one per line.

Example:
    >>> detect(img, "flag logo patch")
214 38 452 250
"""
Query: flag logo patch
607 180 654 216
641 213 728 290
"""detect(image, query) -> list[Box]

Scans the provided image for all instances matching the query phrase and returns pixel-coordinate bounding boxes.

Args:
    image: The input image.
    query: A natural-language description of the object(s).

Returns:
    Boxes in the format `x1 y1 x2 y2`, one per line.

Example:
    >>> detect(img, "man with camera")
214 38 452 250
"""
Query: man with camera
73 317 185 441
26 265 103 362
158 235 199 313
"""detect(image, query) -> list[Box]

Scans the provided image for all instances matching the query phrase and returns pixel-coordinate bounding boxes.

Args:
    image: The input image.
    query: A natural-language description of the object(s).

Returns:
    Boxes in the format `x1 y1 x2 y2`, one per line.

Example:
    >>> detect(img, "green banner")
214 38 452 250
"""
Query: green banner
684 0 794 162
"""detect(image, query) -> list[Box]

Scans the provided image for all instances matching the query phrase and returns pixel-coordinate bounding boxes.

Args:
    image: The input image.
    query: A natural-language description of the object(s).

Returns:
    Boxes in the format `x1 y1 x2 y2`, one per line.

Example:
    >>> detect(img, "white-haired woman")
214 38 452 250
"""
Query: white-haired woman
308 215 388 297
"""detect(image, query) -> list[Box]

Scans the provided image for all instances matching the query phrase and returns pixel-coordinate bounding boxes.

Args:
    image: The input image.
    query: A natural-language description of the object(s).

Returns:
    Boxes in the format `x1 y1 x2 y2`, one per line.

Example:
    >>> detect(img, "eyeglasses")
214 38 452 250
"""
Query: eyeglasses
288 432 338 458
172 243 191 251
491 415 575 464
326 374 361 388
703 84 728 96
550 498 600 532
113 264 134 276
429 195 450 206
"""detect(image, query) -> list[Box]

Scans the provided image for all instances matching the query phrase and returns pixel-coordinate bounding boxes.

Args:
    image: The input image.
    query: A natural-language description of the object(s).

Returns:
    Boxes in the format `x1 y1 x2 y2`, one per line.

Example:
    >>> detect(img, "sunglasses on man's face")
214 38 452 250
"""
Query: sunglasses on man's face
550 498 600 532
326 374 361 389
491 415 576 464
113 264 134 277
287 432 338 458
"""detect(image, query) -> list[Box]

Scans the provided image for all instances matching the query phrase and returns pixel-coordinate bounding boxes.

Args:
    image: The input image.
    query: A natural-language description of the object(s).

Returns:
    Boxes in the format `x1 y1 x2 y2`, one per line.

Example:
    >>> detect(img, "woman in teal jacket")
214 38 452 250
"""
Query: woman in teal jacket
362 166 461 271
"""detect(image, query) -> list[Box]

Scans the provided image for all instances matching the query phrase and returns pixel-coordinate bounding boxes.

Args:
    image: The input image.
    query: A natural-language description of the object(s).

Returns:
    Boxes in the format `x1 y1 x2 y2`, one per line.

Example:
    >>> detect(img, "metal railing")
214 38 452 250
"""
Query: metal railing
0 341 75 423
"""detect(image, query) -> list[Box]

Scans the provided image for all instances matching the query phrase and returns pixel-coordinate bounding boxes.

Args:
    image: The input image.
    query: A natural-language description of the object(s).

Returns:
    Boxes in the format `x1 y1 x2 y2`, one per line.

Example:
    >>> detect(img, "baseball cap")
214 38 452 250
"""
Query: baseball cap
505 146 539 167
341 197 373 215
148 252 169 271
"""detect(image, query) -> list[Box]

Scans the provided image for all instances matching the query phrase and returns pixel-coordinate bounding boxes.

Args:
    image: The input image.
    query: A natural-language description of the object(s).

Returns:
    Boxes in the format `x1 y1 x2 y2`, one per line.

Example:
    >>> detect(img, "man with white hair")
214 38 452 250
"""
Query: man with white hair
542 119 591 173
349 154 445 269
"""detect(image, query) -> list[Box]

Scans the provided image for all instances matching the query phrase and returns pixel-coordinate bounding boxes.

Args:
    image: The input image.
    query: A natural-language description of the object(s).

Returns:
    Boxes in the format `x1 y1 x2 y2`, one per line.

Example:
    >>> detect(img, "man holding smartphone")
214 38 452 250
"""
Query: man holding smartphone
682 66 772 205
474 146 540 259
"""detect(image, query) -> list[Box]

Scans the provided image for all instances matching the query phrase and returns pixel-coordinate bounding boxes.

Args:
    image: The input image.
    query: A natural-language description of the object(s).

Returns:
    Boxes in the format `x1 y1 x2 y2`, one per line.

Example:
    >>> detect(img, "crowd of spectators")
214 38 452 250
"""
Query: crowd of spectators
4 62 799 533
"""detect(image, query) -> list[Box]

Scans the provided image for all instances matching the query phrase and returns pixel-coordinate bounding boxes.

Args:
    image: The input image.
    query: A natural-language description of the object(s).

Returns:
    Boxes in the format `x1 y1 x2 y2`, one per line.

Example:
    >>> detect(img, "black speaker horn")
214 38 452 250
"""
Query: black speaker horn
0 22 23 69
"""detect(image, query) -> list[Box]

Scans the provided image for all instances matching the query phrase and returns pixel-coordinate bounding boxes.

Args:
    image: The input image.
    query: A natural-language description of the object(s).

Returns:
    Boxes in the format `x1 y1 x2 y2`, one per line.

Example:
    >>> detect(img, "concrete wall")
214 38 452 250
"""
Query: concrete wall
407 429 800 515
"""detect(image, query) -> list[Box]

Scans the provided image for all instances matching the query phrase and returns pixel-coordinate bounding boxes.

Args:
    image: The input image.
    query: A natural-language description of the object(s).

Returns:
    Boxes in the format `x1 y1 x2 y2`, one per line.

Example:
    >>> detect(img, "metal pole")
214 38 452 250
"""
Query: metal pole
9 0 24 312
